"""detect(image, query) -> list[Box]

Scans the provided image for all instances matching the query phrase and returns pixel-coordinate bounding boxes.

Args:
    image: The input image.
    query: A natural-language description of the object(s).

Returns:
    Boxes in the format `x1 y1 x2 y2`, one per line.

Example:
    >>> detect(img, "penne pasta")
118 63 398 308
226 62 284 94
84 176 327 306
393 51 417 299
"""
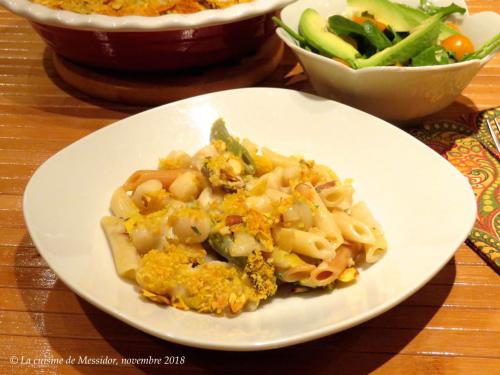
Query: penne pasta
110 187 139 219
307 245 353 287
264 188 290 204
102 119 387 315
296 183 344 250
271 248 315 282
350 202 383 231
282 201 313 230
101 216 140 279
318 184 353 210
274 227 336 260
331 210 375 245
312 163 339 182
282 165 301 186
283 264 316 283
261 147 300 168
262 167 284 190
364 234 388 263
350 202 388 262
246 195 273 214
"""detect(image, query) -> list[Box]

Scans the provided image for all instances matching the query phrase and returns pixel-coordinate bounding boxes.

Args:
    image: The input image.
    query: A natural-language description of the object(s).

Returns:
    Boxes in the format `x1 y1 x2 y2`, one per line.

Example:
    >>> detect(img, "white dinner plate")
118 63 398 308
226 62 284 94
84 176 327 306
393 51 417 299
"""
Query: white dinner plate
23 88 476 351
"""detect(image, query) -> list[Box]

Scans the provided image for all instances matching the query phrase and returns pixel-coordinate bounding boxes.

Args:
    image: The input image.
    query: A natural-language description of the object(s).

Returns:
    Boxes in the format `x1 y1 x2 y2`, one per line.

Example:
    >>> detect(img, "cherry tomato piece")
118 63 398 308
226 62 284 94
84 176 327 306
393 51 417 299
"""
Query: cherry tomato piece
446 22 461 32
352 16 386 32
441 34 475 60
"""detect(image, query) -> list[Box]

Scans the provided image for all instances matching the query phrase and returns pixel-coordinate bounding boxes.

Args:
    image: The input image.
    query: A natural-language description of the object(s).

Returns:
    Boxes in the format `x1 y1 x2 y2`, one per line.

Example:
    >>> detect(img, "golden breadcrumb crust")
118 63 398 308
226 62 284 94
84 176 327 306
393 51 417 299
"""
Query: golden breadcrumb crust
31 0 252 16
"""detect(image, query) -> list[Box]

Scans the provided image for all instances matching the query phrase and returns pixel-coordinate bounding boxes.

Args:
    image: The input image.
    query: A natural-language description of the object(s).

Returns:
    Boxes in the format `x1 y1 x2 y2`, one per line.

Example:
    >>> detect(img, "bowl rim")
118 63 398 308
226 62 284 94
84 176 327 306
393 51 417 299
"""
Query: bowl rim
0 0 295 31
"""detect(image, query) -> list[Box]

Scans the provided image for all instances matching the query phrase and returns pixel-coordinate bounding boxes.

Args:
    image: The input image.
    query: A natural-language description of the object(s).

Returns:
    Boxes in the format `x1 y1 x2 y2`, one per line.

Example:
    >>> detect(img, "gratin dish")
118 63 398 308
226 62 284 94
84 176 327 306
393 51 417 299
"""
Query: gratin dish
276 0 500 123
0 0 295 71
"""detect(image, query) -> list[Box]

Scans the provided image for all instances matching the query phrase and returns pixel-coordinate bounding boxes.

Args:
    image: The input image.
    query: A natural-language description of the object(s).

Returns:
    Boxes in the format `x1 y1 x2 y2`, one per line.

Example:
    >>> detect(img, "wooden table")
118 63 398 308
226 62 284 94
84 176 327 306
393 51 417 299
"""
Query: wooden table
1 2 499 374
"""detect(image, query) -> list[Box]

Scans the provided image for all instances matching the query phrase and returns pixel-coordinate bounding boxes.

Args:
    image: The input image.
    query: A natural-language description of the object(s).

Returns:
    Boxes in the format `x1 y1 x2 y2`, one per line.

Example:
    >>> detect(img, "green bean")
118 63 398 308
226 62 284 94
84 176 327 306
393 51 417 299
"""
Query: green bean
210 119 256 175
272 16 307 45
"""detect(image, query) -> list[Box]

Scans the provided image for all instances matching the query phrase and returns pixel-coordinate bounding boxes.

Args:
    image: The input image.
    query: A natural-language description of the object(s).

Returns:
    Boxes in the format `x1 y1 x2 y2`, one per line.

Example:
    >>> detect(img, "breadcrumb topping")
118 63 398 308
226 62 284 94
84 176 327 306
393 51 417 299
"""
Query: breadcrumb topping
136 248 261 314
30 0 253 16
103 120 382 316
244 250 277 299
124 209 167 237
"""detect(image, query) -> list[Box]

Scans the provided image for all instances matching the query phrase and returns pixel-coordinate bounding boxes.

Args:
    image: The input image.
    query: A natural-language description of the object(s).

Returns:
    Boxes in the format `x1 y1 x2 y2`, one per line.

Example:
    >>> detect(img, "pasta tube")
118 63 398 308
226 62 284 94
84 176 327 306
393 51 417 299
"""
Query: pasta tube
317 183 353 210
101 216 140 279
271 248 315 283
296 183 343 249
261 147 300 168
274 227 336 260
110 187 139 219
101 119 388 315
350 202 387 262
331 210 375 245
308 245 353 287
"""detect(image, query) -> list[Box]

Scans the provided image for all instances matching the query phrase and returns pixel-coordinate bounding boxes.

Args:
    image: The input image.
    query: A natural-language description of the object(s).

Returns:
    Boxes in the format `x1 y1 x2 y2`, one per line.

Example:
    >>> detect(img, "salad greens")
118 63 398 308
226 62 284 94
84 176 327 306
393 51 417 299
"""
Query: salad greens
463 34 500 61
419 0 450 15
328 15 392 53
411 45 450 66
274 0 500 69
349 0 460 40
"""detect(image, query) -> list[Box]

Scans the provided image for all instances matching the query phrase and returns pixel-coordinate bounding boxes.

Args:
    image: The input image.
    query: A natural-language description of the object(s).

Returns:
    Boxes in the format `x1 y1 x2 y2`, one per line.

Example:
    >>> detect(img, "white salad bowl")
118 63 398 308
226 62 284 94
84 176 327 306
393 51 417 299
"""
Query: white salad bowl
23 88 476 350
277 0 500 123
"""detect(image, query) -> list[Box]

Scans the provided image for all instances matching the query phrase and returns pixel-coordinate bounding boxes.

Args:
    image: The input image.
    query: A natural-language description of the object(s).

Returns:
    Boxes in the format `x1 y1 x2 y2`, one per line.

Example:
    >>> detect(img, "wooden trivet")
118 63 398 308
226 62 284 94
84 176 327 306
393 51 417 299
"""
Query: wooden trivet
52 35 284 106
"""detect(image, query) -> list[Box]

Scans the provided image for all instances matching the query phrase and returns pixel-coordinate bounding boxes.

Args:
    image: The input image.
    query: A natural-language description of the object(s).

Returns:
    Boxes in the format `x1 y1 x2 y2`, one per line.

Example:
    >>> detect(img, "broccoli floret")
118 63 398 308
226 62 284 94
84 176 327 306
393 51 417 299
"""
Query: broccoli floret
244 250 277 300
206 234 277 300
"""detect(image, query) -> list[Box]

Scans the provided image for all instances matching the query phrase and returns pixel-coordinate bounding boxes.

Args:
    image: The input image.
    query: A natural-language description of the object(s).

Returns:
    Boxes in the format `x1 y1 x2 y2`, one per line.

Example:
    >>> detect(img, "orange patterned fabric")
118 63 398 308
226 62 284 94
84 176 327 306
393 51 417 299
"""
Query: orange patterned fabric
409 108 500 272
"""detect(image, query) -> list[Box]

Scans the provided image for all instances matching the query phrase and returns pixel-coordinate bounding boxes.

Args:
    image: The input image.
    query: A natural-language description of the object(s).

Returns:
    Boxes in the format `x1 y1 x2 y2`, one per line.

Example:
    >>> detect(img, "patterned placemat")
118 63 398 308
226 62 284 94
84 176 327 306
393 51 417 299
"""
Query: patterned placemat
408 108 500 273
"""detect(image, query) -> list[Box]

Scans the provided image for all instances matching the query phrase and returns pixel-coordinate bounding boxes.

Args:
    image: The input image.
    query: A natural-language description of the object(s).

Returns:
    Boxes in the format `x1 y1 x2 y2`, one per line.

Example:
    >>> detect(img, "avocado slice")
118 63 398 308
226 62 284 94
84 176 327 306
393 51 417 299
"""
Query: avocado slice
354 11 442 68
391 2 462 40
348 0 419 31
299 8 360 63
347 0 461 40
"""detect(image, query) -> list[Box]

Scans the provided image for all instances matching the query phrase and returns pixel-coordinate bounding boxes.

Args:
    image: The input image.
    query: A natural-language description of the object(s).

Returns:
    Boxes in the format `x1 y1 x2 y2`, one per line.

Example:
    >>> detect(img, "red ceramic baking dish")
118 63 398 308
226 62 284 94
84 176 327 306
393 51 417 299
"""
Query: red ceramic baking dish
0 0 294 71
